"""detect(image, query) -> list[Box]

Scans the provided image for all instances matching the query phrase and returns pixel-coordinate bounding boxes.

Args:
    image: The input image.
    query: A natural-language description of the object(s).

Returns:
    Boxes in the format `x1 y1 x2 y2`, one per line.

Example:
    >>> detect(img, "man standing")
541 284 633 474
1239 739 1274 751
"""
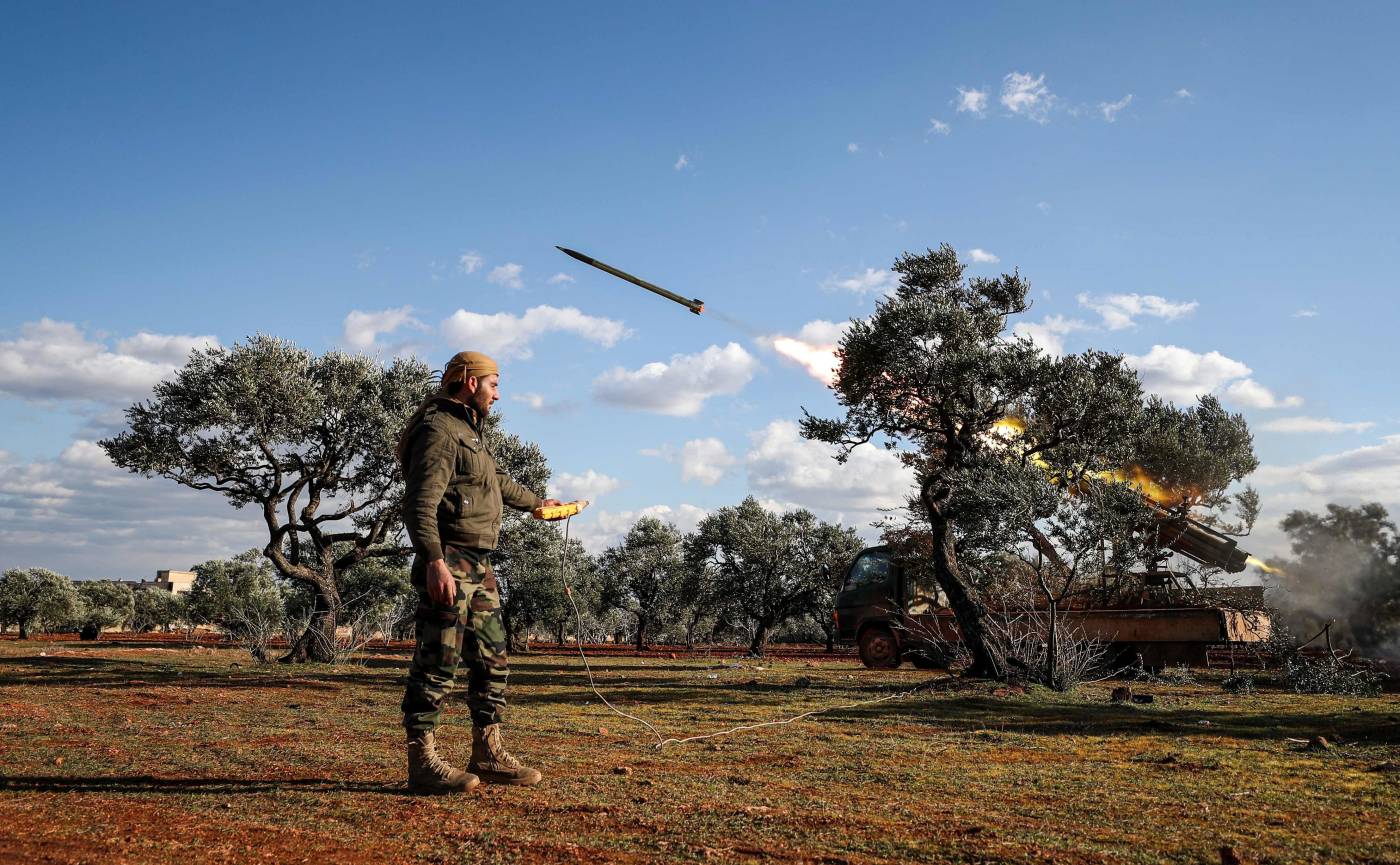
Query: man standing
397 350 561 793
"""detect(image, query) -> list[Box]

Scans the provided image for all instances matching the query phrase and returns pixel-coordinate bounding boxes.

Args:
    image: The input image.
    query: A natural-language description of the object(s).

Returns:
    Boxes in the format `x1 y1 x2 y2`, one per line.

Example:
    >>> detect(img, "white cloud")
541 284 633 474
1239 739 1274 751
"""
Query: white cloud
746 420 915 519
967 248 1000 264
1174 88 1194 100
847 142 860 153
1126 345 1249 405
1222 378 1304 409
577 503 708 553
113 332 220 366
674 153 690 171
927 118 951 137
547 272 576 285
1292 307 1318 319
1010 314 1088 358
341 306 423 352
1257 416 1374 434
1077 292 1198 330
1124 344 1301 408
823 268 899 295
956 87 988 116
510 392 578 415
1254 436 1400 496
0 319 220 404
459 251 484 274
593 342 758 416
1037 201 1052 213
550 469 622 502
680 438 736 485
441 305 629 359
486 262 525 289
0 441 266 578
1000 72 1055 123
1099 93 1133 122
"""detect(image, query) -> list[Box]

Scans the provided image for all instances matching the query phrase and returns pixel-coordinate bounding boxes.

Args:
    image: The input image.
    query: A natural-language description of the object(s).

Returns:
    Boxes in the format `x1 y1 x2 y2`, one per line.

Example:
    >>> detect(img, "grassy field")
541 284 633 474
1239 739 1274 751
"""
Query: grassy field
1 637 1396 865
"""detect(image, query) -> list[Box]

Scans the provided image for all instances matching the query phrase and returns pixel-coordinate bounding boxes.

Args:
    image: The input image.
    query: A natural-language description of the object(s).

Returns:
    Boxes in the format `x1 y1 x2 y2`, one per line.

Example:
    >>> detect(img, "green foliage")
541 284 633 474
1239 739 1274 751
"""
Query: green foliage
688 497 863 655
494 516 592 648
0 568 85 637
99 335 436 661
337 558 412 623
76 581 135 631
187 550 283 632
598 517 688 649
131 588 184 632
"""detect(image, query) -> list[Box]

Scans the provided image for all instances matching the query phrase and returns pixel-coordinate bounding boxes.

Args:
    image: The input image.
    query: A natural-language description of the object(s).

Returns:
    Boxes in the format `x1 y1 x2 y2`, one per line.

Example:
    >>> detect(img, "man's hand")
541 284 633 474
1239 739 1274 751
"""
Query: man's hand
426 558 456 606
540 498 563 508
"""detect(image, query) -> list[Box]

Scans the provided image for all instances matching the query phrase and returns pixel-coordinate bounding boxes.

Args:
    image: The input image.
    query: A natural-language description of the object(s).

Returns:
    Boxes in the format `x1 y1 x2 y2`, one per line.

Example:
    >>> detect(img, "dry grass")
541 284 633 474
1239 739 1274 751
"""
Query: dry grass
1 637 1397 864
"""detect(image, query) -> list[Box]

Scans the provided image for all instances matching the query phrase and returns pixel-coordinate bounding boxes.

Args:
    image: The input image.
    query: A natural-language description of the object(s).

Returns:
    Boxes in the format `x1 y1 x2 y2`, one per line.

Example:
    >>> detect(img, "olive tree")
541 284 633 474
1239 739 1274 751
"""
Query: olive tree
0 568 84 639
688 497 862 656
598 517 687 650
132 588 183 633
77 581 136 633
803 245 1258 681
101 336 430 662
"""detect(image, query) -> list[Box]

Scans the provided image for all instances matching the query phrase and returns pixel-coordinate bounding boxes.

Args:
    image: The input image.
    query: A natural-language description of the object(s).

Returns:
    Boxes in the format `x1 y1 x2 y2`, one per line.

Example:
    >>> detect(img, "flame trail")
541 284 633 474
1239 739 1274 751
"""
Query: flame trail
770 336 840 386
1246 555 1284 575
990 416 1196 504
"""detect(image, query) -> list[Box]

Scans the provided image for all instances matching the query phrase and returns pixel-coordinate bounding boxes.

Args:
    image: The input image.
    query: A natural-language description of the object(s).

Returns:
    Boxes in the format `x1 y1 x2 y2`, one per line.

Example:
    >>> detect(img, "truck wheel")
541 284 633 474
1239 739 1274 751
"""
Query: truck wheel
858 625 901 669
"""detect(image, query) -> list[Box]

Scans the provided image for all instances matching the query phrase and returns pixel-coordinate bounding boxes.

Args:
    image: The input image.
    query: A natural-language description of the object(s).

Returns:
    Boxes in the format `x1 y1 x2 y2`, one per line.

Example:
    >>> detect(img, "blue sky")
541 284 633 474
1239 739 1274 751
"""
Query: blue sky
3 2 1398 578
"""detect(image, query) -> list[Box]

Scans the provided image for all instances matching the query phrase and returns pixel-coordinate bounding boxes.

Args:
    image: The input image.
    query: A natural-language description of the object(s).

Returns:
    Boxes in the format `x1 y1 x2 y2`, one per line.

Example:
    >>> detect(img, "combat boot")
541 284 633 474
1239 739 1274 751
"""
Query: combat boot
470 723 543 786
406 730 479 794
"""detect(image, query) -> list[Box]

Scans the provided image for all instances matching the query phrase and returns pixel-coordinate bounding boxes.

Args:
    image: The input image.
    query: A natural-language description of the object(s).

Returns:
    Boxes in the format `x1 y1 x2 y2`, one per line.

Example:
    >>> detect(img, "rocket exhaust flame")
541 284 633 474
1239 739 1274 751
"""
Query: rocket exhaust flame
1246 555 1284 575
771 336 840 386
989 416 1197 505
989 415 1254 572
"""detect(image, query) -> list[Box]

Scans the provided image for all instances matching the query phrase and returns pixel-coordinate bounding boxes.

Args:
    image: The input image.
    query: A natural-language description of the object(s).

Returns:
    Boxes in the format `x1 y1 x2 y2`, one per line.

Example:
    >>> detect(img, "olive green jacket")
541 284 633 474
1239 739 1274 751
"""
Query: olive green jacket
401 398 543 559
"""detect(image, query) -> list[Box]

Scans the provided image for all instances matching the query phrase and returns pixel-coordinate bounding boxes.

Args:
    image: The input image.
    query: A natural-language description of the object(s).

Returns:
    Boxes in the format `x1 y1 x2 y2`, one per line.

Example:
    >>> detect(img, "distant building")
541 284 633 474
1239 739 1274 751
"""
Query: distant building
116 569 196 595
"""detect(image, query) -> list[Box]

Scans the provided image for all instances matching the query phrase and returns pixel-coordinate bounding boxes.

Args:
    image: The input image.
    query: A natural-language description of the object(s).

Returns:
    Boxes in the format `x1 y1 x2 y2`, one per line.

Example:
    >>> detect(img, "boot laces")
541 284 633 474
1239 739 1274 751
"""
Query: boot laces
417 734 457 779
485 726 523 769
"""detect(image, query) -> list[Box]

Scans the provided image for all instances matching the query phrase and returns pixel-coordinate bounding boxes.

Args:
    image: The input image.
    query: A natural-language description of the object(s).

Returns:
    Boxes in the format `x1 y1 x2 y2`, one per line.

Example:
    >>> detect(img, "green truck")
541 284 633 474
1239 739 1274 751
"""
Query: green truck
833 509 1271 670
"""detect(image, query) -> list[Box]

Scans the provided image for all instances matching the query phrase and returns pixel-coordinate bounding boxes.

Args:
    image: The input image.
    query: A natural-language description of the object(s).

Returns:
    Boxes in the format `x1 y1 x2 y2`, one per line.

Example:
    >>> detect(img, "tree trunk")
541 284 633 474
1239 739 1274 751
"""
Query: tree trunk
634 614 647 651
1046 598 1059 690
18 620 29 641
748 620 770 657
825 622 836 654
924 503 1004 680
281 578 340 663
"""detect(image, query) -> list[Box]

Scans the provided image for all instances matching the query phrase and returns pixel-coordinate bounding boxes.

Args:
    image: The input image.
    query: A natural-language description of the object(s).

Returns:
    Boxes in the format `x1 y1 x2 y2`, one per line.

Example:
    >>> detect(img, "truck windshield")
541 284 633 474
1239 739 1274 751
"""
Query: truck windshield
844 550 893 591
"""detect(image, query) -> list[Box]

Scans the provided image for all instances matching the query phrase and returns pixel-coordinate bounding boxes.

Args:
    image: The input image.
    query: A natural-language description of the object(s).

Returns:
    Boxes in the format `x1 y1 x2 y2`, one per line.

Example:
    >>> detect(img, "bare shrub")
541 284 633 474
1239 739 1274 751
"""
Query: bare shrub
1221 672 1257 695
223 603 283 664
983 610 1111 690
1282 656 1384 697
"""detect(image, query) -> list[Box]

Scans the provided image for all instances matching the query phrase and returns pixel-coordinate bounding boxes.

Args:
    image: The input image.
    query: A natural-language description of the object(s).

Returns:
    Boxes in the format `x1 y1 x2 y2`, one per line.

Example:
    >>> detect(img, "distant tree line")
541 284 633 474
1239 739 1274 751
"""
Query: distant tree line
0 495 864 660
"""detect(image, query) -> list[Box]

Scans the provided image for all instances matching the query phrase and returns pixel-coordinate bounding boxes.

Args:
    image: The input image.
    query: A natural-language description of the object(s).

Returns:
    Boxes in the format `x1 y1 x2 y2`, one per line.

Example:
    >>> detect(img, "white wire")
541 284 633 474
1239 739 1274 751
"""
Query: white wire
554 515 938 750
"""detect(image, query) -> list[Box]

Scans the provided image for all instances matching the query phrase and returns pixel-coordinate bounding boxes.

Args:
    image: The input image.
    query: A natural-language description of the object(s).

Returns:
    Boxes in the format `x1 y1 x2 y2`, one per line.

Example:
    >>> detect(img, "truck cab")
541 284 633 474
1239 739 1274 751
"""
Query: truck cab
834 546 954 668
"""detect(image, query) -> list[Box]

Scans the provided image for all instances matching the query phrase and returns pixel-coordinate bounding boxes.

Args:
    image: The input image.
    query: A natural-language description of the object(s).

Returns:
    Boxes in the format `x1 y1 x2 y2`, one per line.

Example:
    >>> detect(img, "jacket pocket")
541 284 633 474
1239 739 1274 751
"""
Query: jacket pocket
456 434 487 481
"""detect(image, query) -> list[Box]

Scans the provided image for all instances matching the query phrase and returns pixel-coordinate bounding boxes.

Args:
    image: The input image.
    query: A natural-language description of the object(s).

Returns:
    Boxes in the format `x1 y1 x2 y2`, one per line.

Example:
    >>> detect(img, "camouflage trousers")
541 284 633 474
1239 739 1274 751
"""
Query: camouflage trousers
401 546 509 733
